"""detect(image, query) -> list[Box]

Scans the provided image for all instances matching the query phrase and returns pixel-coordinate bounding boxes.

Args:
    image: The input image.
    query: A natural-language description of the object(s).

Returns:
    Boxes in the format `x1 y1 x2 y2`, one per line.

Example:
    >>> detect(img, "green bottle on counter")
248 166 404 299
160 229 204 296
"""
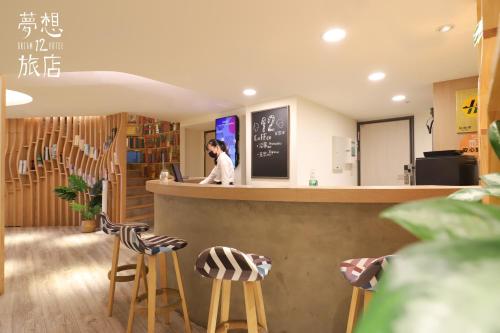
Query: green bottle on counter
309 169 318 187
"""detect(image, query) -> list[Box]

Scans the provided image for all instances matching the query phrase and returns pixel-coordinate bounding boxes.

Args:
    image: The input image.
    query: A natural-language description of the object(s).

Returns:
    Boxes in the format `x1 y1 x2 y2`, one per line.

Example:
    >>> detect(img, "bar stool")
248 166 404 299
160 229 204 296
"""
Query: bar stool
100 213 150 317
195 246 272 333
120 225 192 333
339 256 392 333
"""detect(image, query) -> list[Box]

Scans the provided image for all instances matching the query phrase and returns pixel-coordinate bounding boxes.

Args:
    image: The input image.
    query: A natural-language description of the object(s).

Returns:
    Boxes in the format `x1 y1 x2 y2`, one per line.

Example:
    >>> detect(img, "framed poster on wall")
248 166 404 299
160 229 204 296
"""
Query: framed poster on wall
251 106 289 178
456 88 478 133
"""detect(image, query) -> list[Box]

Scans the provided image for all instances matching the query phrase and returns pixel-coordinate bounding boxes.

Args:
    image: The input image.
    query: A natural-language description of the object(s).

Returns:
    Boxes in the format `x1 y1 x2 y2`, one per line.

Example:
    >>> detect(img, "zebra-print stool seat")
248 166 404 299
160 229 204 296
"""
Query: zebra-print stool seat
120 226 188 255
120 225 192 333
100 213 149 235
99 213 152 317
196 246 272 333
340 255 392 333
195 246 272 282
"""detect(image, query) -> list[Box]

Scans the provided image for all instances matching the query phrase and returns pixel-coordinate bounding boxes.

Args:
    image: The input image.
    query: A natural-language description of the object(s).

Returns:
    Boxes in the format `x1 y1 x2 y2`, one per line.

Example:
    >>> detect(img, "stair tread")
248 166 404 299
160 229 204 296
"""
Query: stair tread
127 193 153 199
126 213 154 222
127 203 153 210
127 185 146 188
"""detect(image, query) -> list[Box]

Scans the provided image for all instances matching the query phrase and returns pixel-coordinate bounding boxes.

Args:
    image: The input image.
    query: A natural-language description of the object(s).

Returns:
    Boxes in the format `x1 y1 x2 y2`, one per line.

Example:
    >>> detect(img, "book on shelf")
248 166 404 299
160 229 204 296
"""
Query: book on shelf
51 144 57 160
74 135 80 146
18 160 28 175
84 144 90 156
44 146 50 160
79 139 85 151
36 154 43 167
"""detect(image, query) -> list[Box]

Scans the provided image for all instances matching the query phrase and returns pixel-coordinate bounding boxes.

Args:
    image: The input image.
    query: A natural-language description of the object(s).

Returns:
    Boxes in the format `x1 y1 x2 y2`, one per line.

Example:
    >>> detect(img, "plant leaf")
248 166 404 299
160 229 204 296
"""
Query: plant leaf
68 175 89 192
448 188 487 202
380 198 500 241
54 186 77 201
482 173 500 186
489 120 500 159
356 238 500 333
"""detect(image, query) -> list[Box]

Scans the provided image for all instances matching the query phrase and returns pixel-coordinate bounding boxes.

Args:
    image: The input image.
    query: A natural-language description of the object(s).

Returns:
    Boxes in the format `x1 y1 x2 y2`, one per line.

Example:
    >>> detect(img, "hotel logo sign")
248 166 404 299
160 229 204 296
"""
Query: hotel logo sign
17 11 64 78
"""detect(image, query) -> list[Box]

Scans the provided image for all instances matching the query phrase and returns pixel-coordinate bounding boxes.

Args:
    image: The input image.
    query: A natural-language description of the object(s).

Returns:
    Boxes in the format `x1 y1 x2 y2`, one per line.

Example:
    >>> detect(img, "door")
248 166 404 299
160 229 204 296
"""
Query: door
359 117 414 185
204 130 215 177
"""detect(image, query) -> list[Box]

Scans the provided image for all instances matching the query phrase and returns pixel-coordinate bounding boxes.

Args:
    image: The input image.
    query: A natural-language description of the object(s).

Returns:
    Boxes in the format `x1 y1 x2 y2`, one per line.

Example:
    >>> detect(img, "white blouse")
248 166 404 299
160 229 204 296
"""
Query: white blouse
199 151 235 185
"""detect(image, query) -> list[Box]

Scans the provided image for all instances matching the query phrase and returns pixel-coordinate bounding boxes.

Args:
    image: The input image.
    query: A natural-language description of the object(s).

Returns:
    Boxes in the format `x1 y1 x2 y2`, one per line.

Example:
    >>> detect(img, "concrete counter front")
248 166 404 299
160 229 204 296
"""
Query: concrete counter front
146 181 460 332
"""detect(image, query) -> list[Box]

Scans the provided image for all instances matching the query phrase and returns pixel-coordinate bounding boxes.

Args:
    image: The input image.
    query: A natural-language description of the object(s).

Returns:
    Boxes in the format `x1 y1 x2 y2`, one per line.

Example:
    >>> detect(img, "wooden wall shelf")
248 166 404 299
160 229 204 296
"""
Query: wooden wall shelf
4 113 127 227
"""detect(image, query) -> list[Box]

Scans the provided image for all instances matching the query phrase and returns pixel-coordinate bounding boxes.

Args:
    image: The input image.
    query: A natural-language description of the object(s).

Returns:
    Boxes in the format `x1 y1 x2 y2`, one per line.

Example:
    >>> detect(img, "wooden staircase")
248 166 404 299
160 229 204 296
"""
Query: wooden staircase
126 169 154 224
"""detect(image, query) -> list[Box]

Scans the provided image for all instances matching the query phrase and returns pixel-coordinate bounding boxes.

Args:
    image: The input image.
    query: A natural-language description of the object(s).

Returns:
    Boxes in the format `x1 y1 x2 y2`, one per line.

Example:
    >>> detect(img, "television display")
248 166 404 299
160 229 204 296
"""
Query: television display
215 115 239 167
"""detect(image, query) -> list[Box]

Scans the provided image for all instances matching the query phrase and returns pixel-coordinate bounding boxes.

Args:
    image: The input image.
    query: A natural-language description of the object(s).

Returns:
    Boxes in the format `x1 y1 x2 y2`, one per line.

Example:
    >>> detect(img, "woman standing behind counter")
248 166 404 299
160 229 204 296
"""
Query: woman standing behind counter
200 139 235 185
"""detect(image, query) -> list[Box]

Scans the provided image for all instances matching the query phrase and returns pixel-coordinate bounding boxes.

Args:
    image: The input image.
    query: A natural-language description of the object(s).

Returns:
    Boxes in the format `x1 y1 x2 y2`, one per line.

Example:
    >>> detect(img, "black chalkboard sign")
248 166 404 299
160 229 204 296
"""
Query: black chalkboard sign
251 106 289 178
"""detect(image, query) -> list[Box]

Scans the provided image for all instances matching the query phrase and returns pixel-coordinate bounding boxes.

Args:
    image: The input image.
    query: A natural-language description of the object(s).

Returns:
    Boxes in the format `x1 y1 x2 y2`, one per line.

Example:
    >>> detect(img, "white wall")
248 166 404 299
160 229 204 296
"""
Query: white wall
184 127 207 177
296 98 357 186
245 97 357 187
414 110 433 159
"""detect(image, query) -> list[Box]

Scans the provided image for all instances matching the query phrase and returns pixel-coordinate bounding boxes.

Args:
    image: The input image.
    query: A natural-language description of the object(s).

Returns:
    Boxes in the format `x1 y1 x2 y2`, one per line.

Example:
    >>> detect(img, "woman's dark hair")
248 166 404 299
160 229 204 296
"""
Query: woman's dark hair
206 139 227 152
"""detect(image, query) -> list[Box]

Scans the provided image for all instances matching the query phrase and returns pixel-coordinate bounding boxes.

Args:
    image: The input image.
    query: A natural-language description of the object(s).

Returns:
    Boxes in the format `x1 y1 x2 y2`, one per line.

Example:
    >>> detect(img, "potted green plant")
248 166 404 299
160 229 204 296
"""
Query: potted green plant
54 175 103 233
356 120 500 332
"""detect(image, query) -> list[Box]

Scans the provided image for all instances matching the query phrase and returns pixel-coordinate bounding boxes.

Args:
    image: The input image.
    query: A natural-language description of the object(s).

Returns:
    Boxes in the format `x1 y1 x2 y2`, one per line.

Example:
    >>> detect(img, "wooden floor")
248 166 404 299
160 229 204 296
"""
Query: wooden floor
0 227 204 333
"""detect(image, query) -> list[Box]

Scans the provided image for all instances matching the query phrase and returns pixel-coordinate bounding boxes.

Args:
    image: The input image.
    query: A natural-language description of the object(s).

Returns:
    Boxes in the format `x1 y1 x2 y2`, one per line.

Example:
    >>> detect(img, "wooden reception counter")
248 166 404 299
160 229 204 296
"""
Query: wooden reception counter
146 181 461 332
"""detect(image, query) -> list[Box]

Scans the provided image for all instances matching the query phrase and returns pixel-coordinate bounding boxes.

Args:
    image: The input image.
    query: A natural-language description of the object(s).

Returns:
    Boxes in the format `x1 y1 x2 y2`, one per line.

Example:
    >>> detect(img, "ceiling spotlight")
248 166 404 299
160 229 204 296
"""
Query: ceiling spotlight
392 95 406 102
322 28 346 43
6 89 33 106
243 88 257 96
368 72 386 81
437 24 454 33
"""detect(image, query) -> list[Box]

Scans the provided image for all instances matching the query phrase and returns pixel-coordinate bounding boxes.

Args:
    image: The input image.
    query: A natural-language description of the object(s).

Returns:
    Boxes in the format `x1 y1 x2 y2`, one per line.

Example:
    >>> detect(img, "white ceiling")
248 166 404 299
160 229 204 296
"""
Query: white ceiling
0 0 478 121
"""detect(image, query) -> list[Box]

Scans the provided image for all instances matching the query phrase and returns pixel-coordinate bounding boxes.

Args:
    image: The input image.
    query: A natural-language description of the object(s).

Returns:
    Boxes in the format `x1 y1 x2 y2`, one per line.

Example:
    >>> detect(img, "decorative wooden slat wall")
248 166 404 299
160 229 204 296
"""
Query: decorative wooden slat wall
4 113 127 227
1 76 6 295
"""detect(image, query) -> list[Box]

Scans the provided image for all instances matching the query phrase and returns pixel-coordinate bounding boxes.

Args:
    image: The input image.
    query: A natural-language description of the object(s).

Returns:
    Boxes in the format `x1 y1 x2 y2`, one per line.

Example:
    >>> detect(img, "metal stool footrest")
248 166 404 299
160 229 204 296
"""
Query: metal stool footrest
108 264 149 283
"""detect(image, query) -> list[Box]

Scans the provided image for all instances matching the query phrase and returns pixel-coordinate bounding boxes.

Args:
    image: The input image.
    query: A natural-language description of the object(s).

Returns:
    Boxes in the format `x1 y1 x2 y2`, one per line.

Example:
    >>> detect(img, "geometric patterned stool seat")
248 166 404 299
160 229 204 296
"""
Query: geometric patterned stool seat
339 255 393 333
99 213 151 317
195 246 272 333
340 256 392 290
119 226 191 333
195 246 272 281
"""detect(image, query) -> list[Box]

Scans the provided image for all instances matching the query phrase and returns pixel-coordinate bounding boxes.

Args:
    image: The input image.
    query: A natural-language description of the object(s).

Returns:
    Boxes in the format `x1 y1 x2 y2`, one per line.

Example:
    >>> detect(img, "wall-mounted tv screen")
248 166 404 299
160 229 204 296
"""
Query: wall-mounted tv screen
215 115 239 167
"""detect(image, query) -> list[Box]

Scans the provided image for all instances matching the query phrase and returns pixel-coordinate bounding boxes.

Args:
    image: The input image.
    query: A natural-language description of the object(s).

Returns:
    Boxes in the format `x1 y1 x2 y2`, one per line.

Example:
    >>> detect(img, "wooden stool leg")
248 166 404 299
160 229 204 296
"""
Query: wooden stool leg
147 255 157 333
219 280 231 332
172 252 192 333
363 290 373 312
159 252 170 324
254 281 268 331
243 282 259 333
142 263 149 295
207 279 222 333
107 235 121 317
346 287 363 333
126 254 144 333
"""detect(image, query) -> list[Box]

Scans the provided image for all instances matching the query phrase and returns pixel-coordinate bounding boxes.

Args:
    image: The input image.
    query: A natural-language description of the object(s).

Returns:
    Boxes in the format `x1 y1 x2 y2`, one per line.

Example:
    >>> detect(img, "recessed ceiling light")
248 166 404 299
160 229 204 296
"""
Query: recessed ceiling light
243 88 257 96
6 89 33 106
368 72 386 81
392 95 406 102
322 28 346 43
437 24 454 33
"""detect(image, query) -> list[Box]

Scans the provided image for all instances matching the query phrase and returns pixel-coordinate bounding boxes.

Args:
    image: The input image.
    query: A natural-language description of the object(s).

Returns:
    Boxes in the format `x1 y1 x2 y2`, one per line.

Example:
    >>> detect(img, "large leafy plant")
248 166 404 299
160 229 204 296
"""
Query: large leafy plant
54 175 102 221
357 120 500 333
